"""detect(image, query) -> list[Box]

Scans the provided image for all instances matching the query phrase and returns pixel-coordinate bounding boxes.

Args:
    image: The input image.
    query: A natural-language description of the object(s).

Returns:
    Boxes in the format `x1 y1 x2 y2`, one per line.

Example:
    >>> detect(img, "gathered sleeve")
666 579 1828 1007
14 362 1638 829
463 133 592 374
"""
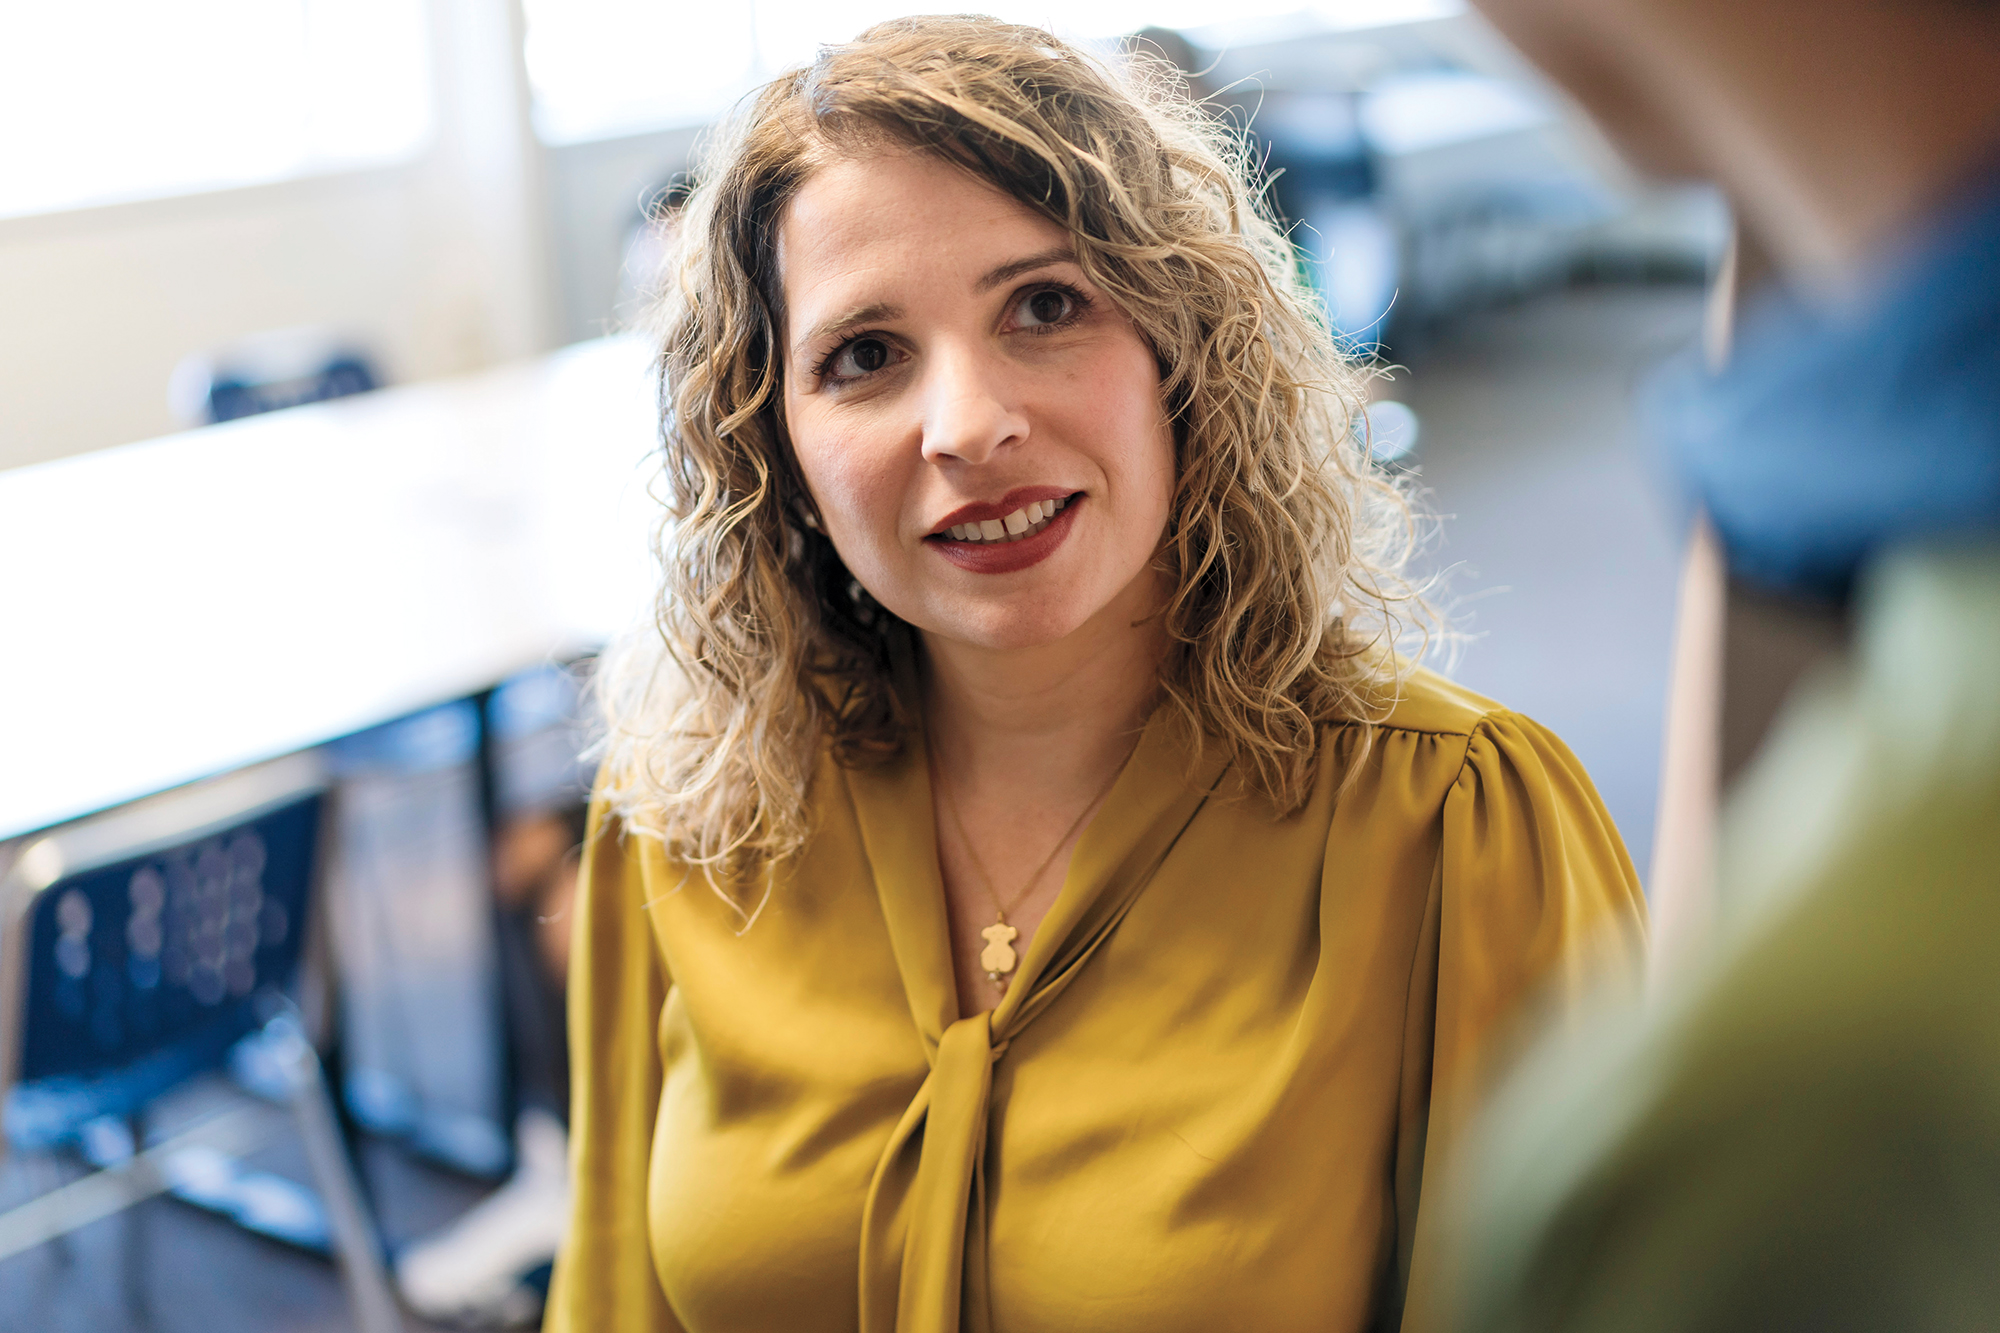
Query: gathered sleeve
1432 710 1648 1113
544 796 682 1333
1385 710 1649 1330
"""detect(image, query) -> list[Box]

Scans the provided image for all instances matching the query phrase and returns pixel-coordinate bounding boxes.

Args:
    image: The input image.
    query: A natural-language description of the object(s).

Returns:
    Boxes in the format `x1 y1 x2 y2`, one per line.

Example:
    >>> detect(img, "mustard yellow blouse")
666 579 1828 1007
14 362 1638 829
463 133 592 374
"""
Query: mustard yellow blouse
546 668 1646 1333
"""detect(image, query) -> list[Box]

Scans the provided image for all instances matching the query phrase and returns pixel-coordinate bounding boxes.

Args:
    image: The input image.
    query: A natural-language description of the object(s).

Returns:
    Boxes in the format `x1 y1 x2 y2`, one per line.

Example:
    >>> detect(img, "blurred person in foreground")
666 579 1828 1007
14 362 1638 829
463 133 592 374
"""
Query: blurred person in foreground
546 16 1644 1333
1444 1 2000 1329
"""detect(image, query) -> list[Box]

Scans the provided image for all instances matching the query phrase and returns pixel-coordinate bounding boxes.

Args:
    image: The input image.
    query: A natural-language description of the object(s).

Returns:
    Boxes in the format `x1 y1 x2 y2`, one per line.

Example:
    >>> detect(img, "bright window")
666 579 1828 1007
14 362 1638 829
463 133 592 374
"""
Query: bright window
522 2 759 145
523 0 1462 146
0 0 433 221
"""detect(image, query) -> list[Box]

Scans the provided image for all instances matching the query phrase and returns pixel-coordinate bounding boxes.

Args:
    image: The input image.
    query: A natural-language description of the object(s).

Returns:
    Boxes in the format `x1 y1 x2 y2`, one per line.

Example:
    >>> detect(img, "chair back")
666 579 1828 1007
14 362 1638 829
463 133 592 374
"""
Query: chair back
0 753 328 1155
167 328 381 426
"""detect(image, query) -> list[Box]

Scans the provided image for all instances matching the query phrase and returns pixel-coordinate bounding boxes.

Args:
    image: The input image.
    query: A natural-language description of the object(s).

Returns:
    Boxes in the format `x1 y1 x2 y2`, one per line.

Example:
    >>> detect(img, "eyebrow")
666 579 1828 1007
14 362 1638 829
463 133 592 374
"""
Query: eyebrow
788 248 1081 363
974 246 1079 292
793 301 902 364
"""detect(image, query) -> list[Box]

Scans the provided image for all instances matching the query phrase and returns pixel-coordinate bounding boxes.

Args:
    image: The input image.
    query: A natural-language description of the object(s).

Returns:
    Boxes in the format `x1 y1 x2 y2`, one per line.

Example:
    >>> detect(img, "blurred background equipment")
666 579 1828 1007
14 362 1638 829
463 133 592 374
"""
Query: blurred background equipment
1132 10 1720 353
324 704 509 1182
392 663 593 1330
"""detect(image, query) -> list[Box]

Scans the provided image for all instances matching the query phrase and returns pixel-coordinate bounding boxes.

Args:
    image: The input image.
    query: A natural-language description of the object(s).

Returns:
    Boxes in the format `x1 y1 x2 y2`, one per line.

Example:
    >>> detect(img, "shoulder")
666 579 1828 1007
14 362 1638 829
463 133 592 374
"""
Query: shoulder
1303 666 1611 834
1346 664 1514 742
1328 666 1641 911
1303 665 1586 799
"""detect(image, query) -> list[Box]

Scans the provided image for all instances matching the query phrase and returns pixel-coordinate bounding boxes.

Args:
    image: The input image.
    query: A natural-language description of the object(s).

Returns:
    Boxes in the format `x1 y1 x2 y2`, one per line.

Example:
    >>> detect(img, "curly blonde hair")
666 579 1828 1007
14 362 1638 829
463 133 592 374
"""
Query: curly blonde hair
599 14 1427 890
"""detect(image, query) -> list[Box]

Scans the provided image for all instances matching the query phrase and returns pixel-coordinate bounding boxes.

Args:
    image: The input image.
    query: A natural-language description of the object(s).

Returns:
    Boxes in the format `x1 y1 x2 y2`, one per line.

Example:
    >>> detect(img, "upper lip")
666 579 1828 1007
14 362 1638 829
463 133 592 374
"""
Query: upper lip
927 486 1076 536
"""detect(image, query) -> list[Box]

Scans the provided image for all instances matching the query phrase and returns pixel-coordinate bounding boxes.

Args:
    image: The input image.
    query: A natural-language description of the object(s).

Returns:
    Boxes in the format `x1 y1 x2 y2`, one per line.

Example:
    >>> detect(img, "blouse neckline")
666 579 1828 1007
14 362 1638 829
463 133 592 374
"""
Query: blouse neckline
838 662 1234 1333
840 695 1233 1037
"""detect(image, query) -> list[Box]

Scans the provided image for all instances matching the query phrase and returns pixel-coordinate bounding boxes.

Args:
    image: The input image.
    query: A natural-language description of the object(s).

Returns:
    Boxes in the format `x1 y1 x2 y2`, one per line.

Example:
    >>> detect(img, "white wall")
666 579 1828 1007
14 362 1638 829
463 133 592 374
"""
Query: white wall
0 0 556 473
545 125 701 344
1 175 460 469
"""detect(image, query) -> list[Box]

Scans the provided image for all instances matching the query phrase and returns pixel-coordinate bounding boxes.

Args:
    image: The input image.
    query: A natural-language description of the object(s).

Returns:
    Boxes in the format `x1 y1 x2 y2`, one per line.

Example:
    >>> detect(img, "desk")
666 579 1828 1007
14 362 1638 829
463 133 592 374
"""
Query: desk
0 336 662 842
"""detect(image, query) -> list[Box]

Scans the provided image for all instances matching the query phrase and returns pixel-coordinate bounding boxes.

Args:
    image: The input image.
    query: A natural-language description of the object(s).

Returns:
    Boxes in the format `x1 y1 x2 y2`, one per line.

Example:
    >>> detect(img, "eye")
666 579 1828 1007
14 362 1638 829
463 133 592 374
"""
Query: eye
1015 286 1079 330
827 336 895 380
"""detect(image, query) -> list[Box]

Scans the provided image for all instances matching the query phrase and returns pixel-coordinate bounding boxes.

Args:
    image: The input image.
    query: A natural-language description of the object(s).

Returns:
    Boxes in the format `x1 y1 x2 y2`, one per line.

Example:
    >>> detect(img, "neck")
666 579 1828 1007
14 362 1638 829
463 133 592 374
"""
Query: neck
919 575 1168 806
1651 0 2000 298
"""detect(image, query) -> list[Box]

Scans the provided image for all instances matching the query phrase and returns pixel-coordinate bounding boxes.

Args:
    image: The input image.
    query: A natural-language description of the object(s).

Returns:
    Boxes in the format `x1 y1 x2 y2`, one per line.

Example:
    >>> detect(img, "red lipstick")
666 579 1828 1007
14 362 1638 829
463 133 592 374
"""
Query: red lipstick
926 485 1076 537
926 490 1082 575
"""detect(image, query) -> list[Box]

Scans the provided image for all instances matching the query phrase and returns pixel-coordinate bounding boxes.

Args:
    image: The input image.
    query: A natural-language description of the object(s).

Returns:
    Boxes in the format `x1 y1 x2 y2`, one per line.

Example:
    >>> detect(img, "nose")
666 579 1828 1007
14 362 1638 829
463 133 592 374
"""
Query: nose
918 344 1028 466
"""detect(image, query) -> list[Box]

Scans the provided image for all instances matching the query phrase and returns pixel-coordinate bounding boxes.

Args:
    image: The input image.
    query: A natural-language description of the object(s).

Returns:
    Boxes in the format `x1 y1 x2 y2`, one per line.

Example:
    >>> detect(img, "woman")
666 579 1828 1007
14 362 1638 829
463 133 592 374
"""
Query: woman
549 17 1645 1333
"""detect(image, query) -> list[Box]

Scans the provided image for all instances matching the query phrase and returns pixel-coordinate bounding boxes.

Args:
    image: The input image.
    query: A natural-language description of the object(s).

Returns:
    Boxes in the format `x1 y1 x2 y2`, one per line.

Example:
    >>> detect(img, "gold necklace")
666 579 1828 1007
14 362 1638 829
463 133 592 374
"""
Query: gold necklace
933 751 1127 989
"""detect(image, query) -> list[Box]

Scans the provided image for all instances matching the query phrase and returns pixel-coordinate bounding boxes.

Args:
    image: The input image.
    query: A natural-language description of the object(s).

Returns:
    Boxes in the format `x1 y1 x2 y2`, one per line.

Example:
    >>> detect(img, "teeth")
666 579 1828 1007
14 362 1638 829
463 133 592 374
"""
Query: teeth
940 496 1074 544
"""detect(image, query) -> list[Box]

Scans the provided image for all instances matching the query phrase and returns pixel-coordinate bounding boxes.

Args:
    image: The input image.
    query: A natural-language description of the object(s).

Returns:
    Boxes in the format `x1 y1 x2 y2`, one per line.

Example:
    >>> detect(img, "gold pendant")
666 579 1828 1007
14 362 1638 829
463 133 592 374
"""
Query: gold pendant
980 921 1019 985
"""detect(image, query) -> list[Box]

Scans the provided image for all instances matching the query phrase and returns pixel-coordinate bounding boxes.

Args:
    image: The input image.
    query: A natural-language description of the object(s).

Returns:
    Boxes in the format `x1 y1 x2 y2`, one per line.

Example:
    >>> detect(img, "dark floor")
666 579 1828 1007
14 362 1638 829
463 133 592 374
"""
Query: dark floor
0 1074 494 1333
0 282 1705 1331
1398 282 1704 882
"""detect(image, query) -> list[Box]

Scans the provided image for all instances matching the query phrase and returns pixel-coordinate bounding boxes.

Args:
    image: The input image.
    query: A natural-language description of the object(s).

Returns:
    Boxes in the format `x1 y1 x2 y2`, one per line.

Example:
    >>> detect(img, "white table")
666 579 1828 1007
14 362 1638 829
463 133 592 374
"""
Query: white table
0 335 663 841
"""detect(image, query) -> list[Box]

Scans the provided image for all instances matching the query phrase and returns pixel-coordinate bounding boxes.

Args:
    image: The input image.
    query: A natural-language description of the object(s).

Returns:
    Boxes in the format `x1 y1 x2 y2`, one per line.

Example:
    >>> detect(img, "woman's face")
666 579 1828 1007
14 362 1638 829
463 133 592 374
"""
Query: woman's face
777 150 1176 653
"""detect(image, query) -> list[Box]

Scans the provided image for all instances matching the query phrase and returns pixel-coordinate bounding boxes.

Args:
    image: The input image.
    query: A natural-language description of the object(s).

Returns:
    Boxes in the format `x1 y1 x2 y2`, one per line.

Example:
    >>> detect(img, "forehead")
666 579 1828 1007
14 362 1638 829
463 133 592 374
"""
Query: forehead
776 151 1070 333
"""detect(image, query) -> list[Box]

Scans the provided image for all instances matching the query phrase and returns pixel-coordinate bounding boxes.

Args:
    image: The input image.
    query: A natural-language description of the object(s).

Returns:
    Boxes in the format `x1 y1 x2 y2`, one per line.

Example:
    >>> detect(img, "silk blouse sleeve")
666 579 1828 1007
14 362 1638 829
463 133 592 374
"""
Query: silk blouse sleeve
1434 710 1648 1107
1391 709 1648 1327
545 796 682 1333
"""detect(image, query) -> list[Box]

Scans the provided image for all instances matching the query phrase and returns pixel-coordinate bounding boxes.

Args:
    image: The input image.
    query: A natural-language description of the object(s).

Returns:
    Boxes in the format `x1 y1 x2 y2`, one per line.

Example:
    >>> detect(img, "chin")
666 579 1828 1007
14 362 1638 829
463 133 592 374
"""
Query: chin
920 603 1093 653
876 577 1099 653
867 552 1164 656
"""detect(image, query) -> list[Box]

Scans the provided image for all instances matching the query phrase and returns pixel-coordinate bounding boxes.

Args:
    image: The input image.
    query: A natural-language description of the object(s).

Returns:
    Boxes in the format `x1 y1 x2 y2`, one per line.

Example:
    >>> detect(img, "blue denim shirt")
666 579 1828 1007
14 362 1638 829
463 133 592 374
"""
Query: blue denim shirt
1649 162 2000 603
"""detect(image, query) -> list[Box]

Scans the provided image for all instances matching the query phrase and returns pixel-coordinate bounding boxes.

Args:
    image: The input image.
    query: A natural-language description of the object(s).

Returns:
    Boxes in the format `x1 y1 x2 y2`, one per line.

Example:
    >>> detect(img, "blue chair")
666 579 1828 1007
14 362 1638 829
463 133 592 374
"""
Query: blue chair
204 353 379 423
0 754 400 1332
168 328 383 427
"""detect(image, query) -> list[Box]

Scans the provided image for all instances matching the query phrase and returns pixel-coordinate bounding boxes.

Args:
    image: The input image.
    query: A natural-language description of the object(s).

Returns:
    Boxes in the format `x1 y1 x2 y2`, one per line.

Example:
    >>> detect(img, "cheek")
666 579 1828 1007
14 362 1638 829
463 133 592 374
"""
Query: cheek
786 403 901 554
1083 348 1176 520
